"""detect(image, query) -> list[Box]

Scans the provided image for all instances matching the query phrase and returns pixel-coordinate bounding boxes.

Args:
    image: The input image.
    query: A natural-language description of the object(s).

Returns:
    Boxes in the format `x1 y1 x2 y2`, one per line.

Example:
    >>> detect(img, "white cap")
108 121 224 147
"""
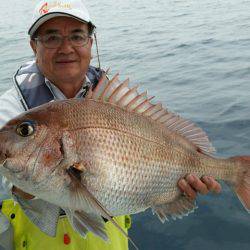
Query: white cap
28 0 95 36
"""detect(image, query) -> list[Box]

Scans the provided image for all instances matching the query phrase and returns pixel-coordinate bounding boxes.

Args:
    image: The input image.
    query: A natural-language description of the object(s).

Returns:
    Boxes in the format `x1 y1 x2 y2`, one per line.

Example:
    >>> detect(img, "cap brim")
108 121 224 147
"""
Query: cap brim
28 12 95 36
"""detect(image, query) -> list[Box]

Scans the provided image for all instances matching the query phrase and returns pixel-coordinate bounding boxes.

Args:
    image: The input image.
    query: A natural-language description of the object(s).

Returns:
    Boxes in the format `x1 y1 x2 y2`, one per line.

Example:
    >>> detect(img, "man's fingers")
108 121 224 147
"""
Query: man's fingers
178 174 222 199
186 174 209 195
201 176 222 193
178 179 197 200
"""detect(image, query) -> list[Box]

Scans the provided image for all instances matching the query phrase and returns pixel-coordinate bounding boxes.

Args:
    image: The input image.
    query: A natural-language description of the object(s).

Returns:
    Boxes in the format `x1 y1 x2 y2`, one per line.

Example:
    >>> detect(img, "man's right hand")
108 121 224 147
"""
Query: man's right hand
12 186 35 200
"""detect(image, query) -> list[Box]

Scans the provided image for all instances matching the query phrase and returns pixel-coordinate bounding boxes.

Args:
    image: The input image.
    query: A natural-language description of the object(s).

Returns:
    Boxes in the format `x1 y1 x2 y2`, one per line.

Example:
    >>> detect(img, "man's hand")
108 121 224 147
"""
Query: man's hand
12 186 35 200
178 174 221 199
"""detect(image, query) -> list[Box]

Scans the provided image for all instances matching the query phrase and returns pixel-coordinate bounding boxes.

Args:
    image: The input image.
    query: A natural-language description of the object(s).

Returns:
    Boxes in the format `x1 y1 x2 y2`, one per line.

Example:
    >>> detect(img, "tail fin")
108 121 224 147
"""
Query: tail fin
230 156 250 213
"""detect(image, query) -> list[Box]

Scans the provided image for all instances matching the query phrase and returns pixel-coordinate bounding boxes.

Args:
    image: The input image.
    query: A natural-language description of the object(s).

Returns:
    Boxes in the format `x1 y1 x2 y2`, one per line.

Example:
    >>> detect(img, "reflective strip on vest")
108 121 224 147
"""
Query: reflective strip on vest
1 200 130 250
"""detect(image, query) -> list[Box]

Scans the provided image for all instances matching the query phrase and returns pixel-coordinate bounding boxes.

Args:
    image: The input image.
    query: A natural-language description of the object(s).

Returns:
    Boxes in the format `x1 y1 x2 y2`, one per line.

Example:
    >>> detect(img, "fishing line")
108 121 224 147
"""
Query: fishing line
94 32 101 70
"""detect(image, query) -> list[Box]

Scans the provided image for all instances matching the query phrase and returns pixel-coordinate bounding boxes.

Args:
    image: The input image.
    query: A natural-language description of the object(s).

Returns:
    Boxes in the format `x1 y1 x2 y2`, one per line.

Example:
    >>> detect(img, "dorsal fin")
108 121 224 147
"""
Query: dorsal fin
87 72 215 155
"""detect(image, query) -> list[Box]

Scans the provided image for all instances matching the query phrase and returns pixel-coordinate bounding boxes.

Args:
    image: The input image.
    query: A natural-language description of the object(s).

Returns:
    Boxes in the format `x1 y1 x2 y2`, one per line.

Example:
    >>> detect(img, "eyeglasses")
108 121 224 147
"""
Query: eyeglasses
34 33 90 49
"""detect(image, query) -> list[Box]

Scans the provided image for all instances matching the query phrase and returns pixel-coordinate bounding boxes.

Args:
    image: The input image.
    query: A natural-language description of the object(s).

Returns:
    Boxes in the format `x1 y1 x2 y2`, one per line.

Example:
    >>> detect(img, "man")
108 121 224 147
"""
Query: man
0 0 221 249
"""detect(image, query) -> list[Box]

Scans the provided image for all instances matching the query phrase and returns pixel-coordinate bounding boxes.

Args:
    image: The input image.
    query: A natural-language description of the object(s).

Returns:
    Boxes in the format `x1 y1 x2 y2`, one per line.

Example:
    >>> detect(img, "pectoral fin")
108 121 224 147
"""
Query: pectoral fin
152 195 198 222
67 166 138 250
64 208 108 241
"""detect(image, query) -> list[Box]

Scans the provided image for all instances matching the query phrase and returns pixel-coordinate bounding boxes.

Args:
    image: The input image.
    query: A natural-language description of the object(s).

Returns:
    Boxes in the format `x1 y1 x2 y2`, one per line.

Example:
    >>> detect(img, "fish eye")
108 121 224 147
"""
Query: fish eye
16 121 35 137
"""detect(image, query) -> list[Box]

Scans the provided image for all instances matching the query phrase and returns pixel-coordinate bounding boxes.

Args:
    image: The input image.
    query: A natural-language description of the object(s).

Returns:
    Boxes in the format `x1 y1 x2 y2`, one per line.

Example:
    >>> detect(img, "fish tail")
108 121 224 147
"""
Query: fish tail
229 156 250 213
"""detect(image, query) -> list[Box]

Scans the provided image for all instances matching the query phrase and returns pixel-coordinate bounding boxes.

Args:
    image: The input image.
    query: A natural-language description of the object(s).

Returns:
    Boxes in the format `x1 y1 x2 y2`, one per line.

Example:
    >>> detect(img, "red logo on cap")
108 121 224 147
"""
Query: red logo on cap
39 3 49 14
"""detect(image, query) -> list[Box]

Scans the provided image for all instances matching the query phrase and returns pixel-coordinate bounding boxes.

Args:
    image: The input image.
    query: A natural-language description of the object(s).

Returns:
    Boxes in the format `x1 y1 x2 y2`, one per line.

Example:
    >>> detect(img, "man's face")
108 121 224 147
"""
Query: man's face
30 16 93 85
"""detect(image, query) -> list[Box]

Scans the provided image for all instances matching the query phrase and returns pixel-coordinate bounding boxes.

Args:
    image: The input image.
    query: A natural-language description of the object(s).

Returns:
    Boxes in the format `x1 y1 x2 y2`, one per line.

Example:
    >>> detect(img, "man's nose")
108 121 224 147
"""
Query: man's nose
58 37 74 53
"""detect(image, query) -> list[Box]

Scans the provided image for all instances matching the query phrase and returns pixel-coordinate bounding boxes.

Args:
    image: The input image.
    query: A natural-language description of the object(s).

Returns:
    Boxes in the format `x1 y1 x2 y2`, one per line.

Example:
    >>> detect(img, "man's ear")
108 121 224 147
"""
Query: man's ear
30 40 37 55
89 38 94 59
89 37 93 47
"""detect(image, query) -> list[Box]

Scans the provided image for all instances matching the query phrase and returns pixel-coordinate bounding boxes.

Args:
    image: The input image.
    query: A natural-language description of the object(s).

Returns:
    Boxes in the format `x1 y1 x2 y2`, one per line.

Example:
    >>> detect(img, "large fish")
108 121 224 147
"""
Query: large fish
0 73 249 246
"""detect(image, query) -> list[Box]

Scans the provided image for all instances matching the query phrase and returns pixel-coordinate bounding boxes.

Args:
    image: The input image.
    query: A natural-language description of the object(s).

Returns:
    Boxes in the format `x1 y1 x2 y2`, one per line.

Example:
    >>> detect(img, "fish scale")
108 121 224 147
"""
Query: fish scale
69 117 203 214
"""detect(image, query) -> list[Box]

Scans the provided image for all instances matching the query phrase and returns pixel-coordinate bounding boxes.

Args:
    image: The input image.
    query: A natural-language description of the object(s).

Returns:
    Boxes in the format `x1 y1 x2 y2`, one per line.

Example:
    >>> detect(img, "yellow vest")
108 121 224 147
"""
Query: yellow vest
1 199 131 250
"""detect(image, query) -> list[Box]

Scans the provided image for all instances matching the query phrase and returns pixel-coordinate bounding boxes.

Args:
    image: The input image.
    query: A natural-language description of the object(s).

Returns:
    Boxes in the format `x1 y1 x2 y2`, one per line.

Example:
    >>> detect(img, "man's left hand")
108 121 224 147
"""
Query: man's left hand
12 186 35 200
178 174 222 200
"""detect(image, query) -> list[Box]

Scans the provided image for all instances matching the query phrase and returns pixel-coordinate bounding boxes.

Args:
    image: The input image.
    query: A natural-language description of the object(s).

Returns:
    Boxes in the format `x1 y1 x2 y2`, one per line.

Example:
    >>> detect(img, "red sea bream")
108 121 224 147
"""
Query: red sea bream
0 73 249 246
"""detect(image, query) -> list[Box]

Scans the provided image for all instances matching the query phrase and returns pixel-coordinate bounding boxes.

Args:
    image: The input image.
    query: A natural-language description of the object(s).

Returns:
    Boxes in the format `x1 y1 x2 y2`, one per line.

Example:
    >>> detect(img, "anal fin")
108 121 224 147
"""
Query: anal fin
152 195 198 223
